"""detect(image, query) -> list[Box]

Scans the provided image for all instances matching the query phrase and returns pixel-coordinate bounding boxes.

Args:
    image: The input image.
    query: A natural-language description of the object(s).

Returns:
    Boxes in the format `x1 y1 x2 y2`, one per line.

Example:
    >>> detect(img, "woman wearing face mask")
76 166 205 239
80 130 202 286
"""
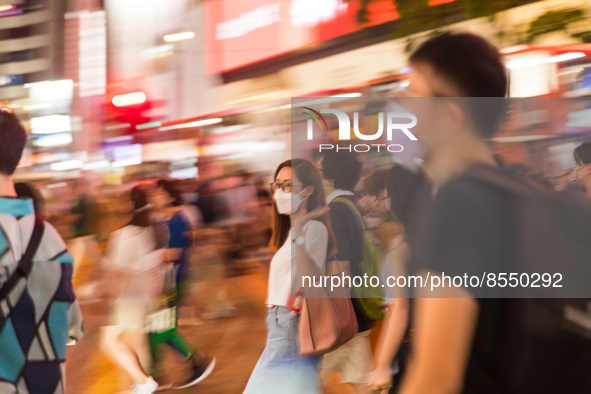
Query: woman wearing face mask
244 159 336 394
360 168 402 250
101 184 168 394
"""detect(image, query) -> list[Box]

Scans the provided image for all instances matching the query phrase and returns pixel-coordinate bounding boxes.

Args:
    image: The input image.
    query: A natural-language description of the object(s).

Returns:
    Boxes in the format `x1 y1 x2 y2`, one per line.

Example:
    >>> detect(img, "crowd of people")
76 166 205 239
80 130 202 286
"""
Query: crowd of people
1 30 591 394
244 31 591 394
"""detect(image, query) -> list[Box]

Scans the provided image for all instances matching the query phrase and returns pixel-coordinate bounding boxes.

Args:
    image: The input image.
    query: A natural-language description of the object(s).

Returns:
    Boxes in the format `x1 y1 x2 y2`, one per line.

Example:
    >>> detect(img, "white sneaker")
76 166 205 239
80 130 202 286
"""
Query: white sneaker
132 377 158 394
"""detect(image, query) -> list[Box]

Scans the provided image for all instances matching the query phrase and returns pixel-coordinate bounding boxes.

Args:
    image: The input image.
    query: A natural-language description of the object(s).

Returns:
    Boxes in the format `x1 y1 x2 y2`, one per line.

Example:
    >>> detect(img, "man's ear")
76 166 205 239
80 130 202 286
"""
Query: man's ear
439 99 467 137
322 177 334 188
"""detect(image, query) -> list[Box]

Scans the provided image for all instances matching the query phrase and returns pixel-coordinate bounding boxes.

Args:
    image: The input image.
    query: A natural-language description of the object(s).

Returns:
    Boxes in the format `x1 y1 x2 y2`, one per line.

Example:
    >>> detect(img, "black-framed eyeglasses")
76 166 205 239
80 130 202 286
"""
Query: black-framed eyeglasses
270 181 304 193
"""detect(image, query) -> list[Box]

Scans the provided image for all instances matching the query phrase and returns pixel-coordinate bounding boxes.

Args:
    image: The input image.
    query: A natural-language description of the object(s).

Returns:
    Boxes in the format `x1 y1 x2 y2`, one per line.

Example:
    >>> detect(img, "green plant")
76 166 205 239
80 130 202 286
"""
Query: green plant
572 31 591 43
348 1 591 48
347 0 534 27
526 8 585 43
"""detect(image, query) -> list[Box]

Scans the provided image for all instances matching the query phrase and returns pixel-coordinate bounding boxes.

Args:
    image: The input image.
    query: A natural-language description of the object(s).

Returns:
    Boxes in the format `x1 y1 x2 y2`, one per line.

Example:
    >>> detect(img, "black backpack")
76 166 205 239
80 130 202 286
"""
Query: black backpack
463 167 591 392
465 165 591 299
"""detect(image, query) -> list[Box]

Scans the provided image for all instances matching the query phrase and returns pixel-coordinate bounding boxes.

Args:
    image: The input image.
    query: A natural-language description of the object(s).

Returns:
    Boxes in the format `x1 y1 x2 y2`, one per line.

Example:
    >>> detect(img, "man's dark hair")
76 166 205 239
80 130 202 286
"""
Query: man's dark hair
15 182 45 217
574 142 591 165
386 165 432 237
129 184 154 227
410 31 508 139
0 110 27 176
321 150 363 191
157 179 183 206
363 168 389 197
410 31 507 98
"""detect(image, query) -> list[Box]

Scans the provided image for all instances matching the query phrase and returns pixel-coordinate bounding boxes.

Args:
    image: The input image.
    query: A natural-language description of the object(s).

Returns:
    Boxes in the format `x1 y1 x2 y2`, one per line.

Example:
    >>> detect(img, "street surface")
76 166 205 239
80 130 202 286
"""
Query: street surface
65 247 354 393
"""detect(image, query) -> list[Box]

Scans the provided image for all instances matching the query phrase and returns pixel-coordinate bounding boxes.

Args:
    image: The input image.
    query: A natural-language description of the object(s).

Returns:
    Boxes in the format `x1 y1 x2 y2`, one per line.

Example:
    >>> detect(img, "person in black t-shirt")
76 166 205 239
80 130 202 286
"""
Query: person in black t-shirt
393 32 505 394
317 150 374 393
394 32 591 394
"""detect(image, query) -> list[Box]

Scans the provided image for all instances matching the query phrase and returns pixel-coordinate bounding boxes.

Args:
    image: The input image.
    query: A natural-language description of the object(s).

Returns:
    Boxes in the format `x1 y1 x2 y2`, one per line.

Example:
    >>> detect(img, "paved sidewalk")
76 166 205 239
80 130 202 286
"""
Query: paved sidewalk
65 250 358 394
66 267 269 393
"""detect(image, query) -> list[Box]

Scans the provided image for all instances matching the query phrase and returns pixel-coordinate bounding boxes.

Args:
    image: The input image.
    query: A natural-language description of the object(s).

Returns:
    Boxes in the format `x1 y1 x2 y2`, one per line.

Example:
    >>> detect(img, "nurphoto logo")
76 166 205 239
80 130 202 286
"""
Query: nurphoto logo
303 107 418 153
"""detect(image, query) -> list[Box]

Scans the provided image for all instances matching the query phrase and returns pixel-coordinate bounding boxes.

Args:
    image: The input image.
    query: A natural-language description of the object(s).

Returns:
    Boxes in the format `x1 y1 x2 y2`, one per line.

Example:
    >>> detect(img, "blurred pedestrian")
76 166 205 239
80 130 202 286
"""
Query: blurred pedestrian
189 180 237 320
572 142 591 197
392 31 587 394
217 172 259 266
154 180 193 297
68 177 102 283
255 175 274 246
366 165 432 393
175 179 206 322
195 181 217 225
178 179 204 238
397 31 508 394
244 159 335 394
317 150 376 394
359 168 401 248
149 179 215 389
101 185 165 394
0 110 83 393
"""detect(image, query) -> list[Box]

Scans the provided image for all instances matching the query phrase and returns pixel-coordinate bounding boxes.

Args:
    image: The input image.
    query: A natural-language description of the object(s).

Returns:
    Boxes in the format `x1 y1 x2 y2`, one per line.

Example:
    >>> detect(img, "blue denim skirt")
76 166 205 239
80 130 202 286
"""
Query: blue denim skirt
244 306 322 393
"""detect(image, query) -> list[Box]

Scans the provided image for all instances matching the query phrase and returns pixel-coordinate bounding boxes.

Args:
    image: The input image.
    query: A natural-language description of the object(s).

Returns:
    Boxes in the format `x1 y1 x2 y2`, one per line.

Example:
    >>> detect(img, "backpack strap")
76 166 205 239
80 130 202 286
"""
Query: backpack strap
333 196 366 230
0 215 45 300
465 165 535 196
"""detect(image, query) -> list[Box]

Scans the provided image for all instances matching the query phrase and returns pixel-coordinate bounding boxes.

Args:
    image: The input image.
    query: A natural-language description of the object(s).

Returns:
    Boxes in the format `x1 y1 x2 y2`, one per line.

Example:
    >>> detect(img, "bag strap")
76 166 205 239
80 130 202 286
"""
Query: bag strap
465 165 536 196
333 196 367 231
0 215 45 300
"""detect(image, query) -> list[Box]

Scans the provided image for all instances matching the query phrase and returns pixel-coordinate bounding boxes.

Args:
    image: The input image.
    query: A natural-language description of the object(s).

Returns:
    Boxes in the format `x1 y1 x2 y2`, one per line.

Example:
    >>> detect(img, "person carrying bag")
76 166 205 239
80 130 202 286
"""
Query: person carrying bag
298 258 359 356
244 159 340 394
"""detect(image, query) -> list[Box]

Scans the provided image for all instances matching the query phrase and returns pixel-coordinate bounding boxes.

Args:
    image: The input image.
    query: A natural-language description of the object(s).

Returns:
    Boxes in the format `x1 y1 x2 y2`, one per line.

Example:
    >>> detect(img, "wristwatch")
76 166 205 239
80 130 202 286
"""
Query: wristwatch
293 235 305 246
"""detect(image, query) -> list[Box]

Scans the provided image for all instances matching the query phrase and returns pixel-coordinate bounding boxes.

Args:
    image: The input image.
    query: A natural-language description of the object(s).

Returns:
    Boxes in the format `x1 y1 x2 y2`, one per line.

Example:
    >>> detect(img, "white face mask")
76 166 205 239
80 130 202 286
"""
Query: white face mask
274 188 309 215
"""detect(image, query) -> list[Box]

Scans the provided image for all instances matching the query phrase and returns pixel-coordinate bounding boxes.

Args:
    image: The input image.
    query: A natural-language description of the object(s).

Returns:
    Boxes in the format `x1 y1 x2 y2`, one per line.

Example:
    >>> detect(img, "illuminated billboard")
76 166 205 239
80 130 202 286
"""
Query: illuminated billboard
205 0 454 74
